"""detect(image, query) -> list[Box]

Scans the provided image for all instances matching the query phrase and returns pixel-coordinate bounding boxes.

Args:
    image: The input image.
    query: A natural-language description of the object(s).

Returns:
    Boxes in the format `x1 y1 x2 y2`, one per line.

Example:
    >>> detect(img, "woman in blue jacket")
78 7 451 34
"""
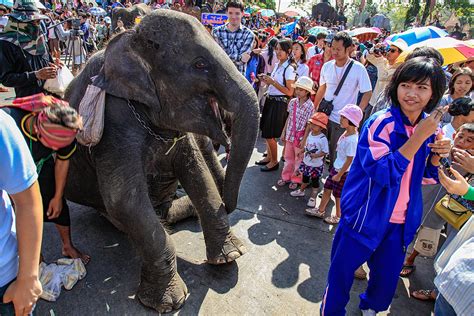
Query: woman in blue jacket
320 57 452 316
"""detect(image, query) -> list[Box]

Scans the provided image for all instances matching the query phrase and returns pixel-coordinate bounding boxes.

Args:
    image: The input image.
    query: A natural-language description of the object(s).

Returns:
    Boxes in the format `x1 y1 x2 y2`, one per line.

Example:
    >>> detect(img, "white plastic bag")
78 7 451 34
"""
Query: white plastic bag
44 66 74 97
77 78 106 147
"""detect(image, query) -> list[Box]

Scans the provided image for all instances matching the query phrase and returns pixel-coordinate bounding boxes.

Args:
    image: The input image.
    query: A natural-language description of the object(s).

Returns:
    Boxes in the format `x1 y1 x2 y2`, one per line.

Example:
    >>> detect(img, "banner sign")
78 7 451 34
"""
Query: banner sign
201 13 228 26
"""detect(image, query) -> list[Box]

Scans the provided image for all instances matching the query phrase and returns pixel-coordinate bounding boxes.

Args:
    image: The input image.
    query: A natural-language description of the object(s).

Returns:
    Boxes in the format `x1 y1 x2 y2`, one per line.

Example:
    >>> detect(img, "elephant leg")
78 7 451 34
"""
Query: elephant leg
175 138 245 264
156 195 197 225
97 163 187 313
194 134 225 195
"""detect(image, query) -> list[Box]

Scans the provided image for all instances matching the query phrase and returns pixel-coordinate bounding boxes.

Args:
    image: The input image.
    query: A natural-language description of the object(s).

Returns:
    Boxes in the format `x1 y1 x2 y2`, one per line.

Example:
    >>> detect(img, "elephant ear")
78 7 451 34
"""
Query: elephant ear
100 30 160 109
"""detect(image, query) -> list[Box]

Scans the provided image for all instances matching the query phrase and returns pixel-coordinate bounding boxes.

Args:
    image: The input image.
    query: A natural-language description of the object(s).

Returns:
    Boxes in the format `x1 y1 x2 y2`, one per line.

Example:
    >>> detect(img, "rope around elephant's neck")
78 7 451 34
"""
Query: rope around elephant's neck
127 100 186 155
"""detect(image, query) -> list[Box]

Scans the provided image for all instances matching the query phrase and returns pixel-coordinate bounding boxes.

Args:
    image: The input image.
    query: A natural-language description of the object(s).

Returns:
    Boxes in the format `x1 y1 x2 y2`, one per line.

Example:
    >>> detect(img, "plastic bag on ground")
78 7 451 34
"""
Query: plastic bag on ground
39 258 87 302
44 67 74 98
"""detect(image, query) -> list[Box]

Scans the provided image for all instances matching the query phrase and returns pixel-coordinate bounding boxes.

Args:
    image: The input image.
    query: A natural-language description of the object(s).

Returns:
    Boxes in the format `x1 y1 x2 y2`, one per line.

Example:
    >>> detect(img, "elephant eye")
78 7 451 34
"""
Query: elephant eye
194 59 208 70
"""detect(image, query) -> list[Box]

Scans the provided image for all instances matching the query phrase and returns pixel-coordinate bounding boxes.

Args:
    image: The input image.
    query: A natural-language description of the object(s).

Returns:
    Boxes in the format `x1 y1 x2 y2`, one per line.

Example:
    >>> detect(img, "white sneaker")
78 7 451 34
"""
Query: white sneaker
307 198 316 207
290 189 305 197
361 309 376 316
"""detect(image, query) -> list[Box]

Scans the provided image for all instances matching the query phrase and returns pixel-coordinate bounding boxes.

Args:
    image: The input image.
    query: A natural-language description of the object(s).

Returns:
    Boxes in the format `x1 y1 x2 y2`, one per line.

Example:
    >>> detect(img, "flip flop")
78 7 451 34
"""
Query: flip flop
411 289 436 301
400 264 416 277
324 216 340 225
288 182 298 190
277 179 288 186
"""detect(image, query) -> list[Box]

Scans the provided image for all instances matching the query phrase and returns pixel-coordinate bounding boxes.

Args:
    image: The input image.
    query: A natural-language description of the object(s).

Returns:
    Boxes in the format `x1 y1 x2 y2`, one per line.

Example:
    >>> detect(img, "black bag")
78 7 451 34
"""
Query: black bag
317 60 354 116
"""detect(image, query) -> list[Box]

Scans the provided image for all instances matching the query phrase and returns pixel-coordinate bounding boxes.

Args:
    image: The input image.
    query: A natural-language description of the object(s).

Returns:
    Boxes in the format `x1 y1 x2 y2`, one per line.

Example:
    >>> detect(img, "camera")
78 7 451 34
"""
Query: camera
71 18 81 30
448 96 473 117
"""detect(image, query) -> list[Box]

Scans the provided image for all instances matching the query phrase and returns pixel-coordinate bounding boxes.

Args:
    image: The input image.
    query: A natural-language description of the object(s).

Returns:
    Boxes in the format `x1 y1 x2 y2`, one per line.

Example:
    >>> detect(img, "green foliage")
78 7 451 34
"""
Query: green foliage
246 0 276 10
379 1 409 32
443 0 474 25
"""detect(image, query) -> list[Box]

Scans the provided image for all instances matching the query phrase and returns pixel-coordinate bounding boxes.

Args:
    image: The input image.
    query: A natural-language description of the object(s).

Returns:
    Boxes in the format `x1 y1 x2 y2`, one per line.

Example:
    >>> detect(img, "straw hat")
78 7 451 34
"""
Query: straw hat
292 76 315 94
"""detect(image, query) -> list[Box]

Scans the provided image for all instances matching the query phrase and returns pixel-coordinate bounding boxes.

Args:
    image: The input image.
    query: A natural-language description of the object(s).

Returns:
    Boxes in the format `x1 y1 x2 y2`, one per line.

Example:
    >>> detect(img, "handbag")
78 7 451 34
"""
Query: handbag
413 226 441 257
291 99 305 147
76 76 106 147
435 194 472 230
317 60 354 116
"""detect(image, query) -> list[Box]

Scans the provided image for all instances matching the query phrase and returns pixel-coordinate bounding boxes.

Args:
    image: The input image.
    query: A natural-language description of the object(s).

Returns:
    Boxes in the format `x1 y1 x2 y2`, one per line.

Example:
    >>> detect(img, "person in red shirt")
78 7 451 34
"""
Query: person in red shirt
308 35 333 88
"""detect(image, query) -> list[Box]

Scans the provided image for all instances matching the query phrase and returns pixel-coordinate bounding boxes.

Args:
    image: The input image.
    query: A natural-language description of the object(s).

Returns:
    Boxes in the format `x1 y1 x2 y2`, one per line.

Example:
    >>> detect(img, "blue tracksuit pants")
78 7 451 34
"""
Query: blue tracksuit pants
320 223 406 315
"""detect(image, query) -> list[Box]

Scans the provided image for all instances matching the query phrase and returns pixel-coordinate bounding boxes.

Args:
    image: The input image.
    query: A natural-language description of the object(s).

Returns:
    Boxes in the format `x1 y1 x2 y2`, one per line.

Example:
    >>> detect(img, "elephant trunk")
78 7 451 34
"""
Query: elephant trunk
219 80 259 213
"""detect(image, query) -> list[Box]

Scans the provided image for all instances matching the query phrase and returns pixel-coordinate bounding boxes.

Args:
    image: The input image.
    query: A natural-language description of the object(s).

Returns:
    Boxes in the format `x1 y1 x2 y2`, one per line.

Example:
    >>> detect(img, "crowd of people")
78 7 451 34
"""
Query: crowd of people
0 0 473 315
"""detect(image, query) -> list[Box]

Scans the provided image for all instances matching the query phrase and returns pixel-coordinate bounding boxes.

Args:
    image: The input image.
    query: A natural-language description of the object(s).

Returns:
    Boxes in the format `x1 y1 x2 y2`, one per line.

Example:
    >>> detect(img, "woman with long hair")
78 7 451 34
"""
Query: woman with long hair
292 41 309 78
257 39 297 171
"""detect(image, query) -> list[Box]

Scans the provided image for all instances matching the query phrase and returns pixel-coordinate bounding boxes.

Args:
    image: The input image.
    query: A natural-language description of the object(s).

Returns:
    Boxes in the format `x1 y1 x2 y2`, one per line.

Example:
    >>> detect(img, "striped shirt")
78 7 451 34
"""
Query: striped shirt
212 23 255 74
434 216 474 316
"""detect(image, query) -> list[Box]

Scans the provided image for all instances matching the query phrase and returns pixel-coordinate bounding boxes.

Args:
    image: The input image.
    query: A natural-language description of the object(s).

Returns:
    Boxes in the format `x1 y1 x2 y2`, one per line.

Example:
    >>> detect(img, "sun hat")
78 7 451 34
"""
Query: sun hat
339 104 363 127
386 38 408 52
8 0 49 22
308 112 329 129
292 76 315 94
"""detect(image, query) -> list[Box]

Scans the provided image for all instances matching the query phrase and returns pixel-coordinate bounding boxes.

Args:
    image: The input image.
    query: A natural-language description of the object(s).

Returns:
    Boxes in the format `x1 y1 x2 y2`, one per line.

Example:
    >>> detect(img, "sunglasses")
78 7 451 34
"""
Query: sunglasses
387 48 399 53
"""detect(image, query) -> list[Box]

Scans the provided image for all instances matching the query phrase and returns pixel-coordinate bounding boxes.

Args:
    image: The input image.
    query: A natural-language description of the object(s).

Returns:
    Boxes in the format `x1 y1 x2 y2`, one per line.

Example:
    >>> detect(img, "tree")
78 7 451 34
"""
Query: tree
420 0 431 25
405 0 420 28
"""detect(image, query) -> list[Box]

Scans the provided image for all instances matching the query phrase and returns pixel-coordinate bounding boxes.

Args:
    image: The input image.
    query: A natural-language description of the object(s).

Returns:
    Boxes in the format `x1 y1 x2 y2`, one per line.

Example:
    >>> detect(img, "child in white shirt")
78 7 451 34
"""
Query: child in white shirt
290 113 329 208
306 104 363 224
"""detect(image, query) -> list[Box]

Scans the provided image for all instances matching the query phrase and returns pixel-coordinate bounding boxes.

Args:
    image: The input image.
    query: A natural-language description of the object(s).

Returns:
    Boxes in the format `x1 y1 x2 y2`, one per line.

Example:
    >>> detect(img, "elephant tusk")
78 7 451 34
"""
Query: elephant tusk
165 135 187 155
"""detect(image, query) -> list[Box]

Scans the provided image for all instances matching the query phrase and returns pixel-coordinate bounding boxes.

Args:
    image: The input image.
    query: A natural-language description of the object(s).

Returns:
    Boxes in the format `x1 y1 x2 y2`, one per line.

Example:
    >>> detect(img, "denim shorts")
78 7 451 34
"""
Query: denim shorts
0 279 36 316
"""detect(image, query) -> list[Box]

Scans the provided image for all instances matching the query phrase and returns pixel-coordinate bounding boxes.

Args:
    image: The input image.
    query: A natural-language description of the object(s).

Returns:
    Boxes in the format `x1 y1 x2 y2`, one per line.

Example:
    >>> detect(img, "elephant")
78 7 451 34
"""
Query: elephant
64 10 259 313
312 1 338 24
111 3 151 30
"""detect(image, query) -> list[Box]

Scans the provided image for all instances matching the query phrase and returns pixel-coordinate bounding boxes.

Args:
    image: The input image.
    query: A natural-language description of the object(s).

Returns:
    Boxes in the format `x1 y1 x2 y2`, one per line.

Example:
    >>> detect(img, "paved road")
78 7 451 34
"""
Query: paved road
1 89 436 315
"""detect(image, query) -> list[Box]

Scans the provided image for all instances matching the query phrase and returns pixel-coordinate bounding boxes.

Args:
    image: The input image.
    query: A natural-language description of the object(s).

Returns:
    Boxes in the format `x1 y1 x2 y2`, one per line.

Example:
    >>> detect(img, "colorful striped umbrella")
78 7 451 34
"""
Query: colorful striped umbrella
396 37 474 66
385 26 448 47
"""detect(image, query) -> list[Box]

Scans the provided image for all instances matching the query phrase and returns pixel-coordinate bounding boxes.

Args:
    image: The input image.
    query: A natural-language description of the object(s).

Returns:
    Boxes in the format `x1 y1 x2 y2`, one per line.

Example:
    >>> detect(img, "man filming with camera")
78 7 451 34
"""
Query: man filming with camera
366 39 407 115
0 0 61 98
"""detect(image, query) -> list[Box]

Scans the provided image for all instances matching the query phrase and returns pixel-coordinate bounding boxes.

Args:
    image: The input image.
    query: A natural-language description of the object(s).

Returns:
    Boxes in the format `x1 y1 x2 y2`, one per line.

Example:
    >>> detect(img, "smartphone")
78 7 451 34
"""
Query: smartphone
440 157 451 170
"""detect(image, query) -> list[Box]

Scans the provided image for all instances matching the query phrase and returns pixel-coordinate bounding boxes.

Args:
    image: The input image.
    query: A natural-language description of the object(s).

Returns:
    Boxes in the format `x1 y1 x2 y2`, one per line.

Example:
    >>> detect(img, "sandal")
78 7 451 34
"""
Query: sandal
324 216 340 224
411 289 436 301
305 207 325 218
400 264 416 277
288 182 298 190
277 179 289 187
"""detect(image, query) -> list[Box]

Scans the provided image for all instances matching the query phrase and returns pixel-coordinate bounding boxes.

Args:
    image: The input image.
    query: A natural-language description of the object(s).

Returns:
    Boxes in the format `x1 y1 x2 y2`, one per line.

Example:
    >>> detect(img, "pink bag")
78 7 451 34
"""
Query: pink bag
292 100 305 147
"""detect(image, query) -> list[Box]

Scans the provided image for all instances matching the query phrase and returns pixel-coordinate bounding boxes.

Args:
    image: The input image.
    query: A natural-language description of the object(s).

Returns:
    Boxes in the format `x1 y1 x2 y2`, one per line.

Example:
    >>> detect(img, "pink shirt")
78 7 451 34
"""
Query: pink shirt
390 125 415 224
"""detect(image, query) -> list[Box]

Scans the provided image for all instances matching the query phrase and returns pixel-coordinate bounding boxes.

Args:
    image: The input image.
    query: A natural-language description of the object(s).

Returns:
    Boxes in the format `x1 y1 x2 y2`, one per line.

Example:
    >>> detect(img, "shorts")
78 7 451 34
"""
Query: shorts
324 167 348 198
299 163 323 179
39 165 71 226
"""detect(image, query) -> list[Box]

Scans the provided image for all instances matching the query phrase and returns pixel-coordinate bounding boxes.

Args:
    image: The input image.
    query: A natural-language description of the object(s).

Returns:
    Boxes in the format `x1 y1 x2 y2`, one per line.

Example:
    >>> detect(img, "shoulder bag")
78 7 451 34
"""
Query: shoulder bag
318 60 354 116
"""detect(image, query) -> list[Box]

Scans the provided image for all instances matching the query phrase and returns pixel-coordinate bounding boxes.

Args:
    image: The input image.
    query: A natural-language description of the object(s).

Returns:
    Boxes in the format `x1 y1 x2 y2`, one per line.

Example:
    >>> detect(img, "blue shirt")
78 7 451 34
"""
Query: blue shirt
0 111 38 287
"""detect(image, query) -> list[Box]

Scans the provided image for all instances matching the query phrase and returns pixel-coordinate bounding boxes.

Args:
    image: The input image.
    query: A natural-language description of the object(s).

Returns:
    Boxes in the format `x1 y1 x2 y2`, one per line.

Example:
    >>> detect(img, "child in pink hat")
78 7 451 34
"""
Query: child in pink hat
306 104 363 224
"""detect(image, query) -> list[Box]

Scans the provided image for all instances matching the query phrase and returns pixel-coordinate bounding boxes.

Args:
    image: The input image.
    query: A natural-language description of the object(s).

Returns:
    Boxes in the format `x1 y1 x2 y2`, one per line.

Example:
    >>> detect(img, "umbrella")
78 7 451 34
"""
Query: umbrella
89 7 107 17
396 37 474 66
385 26 448 47
308 26 328 36
0 0 14 7
349 27 381 42
284 9 307 17
258 9 275 17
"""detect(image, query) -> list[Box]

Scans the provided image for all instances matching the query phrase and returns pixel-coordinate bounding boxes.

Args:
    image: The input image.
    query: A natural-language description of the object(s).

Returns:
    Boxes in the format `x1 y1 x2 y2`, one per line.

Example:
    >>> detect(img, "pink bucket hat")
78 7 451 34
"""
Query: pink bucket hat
339 104 363 127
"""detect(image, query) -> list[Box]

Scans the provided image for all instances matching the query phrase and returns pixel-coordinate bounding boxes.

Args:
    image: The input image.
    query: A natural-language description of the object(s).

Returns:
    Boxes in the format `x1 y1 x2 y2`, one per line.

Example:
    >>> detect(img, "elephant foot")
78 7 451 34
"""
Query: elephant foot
206 231 246 265
137 273 188 313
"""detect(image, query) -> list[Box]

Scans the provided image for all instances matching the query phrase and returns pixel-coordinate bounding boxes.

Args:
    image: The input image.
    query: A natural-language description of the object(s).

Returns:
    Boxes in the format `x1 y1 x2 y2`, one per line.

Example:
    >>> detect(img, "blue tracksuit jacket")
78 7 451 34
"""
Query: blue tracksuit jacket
339 106 439 250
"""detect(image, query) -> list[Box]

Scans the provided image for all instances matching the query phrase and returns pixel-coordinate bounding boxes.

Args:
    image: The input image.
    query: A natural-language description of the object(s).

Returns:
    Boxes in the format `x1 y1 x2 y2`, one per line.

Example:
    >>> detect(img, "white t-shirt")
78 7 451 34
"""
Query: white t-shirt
0 16 8 30
268 60 296 96
296 61 309 78
320 59 372 123
442 123 456 143
333 133 358 171
307 45 322 60
303 133 329 167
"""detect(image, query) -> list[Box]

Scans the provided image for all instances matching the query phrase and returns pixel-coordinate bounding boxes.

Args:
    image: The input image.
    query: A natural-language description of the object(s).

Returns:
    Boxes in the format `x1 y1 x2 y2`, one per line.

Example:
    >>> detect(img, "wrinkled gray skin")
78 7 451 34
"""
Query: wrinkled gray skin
64 10 259 313
111 3 151 30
